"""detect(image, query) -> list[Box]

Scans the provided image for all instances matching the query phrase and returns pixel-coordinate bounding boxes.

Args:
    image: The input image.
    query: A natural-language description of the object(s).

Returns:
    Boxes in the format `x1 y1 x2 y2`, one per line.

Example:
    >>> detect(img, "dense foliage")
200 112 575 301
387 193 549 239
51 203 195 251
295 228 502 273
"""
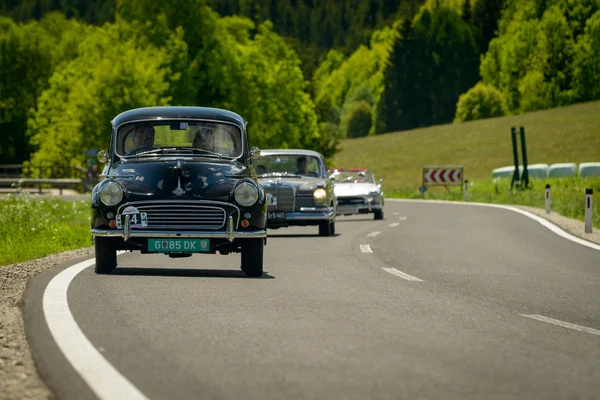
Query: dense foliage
2 0 600 168
454 82 509 122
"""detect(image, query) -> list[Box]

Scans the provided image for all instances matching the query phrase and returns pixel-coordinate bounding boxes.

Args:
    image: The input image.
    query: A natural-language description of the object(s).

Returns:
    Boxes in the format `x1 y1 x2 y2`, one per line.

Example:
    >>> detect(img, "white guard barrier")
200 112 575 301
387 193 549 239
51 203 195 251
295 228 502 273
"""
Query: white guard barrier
579 162 600 178
548 163 577 177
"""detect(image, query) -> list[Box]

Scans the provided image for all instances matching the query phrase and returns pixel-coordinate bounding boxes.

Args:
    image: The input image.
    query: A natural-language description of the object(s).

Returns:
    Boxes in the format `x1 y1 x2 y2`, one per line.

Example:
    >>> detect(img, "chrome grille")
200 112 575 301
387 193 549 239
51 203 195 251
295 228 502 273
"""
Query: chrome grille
118 201 226 230
338 197 366 205
264 184 295 212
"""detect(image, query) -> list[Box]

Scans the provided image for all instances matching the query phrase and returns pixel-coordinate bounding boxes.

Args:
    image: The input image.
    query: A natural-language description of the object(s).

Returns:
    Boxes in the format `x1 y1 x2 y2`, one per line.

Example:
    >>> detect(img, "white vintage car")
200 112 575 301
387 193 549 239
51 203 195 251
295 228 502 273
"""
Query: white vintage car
329 168 384 220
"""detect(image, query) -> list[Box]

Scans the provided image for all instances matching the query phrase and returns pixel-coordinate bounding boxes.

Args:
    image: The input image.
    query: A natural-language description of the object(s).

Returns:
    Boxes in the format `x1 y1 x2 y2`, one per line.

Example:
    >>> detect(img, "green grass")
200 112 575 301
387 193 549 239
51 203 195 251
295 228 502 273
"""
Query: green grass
334 101 600 228
0 195 92 266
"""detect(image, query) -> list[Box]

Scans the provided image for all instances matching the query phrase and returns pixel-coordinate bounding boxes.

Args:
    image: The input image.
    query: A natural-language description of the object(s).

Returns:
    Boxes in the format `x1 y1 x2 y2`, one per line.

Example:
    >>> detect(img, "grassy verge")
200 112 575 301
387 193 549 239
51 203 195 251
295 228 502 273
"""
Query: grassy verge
389 177 600 228
333 101 600 228
0 195 91 266
333 101 600 189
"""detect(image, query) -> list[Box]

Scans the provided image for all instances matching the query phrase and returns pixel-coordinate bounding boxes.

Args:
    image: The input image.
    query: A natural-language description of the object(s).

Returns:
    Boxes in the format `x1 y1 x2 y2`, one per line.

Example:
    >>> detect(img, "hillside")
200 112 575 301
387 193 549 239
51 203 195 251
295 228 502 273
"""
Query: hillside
333 101 600 192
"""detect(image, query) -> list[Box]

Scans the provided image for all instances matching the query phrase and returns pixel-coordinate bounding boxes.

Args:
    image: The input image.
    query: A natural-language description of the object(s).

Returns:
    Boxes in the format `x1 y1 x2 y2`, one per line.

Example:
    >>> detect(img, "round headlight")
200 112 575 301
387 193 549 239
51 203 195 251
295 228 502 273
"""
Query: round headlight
99 181 124 206
313 188 327 201
234 182 259 207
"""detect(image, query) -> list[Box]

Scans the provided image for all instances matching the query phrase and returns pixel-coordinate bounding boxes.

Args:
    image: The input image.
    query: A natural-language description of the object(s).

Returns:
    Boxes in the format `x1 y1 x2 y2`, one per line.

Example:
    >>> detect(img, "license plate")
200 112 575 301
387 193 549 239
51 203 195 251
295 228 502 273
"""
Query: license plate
267 211 286 220
266 193 277 205
338 205 359 213
148 239 210 253
116 212 148 228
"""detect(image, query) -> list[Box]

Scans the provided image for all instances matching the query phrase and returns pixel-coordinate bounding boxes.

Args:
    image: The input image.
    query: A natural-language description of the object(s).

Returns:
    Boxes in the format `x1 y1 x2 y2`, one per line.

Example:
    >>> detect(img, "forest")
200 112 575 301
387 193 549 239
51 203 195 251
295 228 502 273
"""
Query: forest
1 0 600 167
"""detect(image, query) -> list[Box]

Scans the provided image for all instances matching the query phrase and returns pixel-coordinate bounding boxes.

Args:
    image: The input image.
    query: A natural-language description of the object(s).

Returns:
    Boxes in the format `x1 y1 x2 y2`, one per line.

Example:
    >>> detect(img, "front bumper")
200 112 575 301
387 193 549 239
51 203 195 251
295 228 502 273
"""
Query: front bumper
336 199 383 214
269 207 334 222
91 229 267 239
92 215 266 241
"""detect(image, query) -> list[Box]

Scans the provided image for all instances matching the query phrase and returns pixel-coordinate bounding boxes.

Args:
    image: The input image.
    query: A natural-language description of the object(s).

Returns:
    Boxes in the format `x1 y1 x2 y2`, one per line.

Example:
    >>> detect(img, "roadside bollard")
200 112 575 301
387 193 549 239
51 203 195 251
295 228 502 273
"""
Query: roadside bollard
545 184 551 214
585 188 593 233
464 180 469 202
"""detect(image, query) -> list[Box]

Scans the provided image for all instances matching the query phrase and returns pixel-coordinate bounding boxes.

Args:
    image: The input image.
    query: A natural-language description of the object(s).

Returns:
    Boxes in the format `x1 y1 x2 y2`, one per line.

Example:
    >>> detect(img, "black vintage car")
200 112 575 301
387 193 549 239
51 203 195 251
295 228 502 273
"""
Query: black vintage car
91 106 267 277
255 149 337 236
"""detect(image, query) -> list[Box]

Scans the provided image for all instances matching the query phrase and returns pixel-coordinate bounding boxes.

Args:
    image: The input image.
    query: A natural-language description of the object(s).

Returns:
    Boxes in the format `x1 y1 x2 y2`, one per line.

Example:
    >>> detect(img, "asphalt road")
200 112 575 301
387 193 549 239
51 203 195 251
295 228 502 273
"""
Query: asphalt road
24 201 600 400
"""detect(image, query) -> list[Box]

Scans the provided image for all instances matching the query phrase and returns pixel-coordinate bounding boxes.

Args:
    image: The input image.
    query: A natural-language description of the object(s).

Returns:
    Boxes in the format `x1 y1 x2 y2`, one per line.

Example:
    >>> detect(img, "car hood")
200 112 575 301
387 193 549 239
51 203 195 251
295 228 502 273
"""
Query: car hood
257 176 325 192
334 183 379 197
107 159 249 201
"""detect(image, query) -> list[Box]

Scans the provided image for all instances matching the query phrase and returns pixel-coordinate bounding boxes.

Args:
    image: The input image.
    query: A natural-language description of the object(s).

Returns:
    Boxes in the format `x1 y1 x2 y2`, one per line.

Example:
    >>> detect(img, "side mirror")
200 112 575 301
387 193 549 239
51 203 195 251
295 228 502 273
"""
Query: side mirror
97 150 109 164
379 178 383 185
329 175 336 181
250 147 261 160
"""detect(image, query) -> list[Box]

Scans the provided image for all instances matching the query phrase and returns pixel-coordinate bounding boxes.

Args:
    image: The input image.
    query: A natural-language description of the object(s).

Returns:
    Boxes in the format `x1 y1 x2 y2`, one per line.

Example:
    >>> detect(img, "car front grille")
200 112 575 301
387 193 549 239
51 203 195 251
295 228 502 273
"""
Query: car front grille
264 184 295 212
338 196 366 205
118 201 227 230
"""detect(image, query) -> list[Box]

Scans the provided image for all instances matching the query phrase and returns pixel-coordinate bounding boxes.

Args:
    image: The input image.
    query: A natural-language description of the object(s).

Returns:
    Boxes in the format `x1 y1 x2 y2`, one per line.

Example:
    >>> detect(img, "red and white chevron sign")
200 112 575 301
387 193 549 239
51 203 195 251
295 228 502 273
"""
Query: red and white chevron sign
423 166 463 186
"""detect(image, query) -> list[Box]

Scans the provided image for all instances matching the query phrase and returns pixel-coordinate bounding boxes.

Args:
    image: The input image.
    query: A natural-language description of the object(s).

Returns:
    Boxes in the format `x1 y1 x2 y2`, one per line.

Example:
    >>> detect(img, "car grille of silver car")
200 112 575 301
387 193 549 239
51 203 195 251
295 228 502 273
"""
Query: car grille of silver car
118 201 227 230
338 197 366 205
265 185 295 212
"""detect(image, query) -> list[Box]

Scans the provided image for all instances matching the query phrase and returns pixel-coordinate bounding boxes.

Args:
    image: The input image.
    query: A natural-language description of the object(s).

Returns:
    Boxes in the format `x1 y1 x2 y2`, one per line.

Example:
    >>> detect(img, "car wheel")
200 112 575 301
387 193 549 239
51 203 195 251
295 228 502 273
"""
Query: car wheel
94 237 117 274
319 220 334 236
374 209 384 220
242 239 263 277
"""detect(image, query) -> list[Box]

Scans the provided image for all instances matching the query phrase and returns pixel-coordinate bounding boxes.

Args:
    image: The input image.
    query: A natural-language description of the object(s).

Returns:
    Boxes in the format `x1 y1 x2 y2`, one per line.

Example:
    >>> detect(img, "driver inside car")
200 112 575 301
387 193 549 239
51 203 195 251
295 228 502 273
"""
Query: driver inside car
193 127 217 152
130 125 155 153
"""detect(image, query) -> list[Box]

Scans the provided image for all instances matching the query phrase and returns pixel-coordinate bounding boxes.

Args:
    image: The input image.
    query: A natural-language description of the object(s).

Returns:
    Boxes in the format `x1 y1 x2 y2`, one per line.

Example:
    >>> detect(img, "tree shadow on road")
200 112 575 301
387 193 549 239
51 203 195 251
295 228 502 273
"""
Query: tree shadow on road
111 268 275 279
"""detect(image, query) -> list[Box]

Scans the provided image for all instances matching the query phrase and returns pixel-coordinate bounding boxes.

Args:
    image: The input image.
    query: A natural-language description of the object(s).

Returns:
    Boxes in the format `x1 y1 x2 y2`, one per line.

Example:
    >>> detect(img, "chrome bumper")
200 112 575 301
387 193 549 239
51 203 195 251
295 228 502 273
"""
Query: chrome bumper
336 201 383 214
282 207 334 221
92 216 266 241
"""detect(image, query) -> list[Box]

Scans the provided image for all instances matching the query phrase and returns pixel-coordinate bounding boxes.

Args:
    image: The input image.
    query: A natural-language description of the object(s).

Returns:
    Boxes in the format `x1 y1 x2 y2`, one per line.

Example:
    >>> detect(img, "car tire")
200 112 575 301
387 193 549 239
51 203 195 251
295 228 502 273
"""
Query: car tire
374 209 384 220
319 220 335 236
94 237 117 274
242 239 263 277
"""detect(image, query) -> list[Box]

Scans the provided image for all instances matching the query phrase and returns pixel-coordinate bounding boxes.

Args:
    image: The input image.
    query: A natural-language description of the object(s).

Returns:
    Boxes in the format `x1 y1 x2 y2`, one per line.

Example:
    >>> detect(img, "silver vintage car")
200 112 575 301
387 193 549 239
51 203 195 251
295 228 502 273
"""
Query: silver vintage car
255 149 337 236
329 168 384 220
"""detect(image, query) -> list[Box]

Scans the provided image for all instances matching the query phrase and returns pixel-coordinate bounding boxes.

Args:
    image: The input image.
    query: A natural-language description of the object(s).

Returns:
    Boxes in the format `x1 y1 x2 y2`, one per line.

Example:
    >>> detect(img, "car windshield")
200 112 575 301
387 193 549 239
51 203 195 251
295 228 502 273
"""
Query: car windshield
116 120 242 158
255 154 323 178
330 170 375 184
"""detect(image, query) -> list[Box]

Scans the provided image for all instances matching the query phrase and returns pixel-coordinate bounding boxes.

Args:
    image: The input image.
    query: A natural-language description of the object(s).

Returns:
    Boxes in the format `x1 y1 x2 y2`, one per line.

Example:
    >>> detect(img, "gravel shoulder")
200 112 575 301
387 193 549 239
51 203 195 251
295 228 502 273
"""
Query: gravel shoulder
0 247 93 400
0 203 598 400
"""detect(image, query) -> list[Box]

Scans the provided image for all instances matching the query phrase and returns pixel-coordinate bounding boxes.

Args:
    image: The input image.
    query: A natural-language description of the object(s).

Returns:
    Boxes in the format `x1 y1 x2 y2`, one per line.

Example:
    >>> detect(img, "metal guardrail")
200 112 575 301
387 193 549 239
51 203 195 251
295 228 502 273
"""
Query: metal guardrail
0 164 95 193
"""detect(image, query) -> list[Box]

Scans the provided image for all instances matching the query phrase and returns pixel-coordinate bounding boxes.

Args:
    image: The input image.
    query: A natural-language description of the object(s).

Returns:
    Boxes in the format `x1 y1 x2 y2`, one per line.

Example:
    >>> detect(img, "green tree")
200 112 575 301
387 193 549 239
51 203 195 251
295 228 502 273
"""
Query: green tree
454 81 508 122
0 16 53 163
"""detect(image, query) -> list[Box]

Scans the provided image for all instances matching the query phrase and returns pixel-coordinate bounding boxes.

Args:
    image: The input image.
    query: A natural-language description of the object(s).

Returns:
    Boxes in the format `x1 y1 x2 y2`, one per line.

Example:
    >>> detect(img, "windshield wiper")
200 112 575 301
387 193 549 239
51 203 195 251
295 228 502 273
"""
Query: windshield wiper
133 148 173 158
172 147 224 160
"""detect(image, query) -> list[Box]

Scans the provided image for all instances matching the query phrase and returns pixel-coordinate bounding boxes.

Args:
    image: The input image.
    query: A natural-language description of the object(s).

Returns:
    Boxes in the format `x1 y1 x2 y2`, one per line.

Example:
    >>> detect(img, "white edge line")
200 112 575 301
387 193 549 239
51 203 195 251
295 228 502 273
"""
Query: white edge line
387 199 600 252
43 254 149 400
389 222 400 227
360 244 373 253
367 231 381 237
520 314 600 337
383 268 423 282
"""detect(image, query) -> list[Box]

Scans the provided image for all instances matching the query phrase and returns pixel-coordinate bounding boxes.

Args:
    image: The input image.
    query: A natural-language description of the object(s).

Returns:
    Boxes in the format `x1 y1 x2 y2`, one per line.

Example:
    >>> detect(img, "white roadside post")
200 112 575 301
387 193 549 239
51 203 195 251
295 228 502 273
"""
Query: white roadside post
585 188 593 233
464 180 469 202
545 184 551 214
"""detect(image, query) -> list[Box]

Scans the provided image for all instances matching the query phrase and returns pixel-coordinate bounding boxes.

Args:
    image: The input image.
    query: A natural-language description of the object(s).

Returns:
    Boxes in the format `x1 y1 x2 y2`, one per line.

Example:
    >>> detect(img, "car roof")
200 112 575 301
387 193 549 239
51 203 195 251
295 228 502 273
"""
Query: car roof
260 149 324 158
111 106 246 128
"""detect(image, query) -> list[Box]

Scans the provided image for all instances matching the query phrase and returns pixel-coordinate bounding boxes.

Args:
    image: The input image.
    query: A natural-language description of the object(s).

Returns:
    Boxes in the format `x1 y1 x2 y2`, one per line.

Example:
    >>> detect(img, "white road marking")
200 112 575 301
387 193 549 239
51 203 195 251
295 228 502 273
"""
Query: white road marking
393 212 401 215
389 223 400 227
382 268 423 282
360 244 373 253
397 216 407 221
43 255 149 400
387 199 600 252
520 314 600 337
367 231 381 237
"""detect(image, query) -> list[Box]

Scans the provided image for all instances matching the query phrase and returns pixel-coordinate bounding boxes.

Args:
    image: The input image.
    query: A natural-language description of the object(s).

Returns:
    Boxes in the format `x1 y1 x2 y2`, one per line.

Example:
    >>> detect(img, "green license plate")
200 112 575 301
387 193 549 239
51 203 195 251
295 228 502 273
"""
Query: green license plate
148 239 210 253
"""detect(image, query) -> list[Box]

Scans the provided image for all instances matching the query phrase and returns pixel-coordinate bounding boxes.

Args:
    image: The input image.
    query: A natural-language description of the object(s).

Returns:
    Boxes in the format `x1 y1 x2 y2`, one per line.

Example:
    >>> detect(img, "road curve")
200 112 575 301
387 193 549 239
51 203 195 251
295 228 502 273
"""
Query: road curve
24 201 600 400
